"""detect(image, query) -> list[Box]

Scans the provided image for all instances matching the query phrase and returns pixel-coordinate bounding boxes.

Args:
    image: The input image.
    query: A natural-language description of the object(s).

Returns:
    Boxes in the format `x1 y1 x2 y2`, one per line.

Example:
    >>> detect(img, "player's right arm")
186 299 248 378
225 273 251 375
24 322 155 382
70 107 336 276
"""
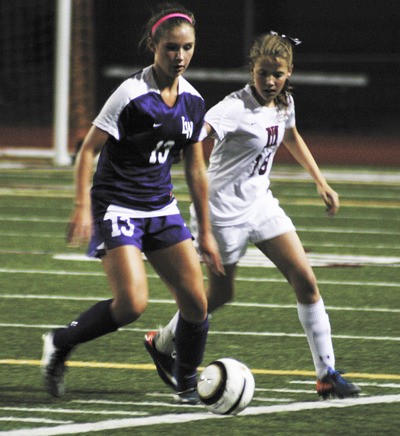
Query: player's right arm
66 126 108 247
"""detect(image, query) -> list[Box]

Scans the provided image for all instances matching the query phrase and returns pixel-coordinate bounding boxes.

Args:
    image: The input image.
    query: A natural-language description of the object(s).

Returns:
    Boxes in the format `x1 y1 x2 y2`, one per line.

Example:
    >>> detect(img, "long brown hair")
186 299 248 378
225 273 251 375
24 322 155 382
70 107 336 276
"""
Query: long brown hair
249 33 295 109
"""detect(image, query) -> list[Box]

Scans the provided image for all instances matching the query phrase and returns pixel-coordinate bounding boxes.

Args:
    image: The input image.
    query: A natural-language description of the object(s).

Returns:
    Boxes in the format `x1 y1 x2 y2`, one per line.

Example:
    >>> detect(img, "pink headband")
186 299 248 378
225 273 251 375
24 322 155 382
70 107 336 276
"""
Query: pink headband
151 13 193 36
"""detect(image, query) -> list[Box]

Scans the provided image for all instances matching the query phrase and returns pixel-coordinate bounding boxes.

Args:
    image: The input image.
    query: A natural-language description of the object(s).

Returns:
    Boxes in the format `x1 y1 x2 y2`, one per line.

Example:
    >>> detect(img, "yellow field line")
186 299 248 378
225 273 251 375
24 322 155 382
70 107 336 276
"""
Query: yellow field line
1 359 400 380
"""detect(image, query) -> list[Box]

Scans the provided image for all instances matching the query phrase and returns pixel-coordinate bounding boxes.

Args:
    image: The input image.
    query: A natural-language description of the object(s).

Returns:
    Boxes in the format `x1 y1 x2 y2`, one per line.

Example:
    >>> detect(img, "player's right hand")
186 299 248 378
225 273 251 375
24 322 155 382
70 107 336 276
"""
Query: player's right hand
66 205 93 247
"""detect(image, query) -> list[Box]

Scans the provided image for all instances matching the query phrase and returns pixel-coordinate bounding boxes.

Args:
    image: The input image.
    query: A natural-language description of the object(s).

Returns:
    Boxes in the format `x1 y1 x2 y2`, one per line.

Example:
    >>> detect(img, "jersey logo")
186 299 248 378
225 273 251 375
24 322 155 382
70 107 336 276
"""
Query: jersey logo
250 125 279 177
266 125 278 147
181 116 193 139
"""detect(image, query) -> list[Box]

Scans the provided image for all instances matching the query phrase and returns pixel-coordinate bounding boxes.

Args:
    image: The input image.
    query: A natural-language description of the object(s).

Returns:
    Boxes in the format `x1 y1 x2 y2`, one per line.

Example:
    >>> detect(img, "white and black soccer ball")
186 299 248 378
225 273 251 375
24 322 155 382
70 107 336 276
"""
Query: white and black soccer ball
197 358 255 415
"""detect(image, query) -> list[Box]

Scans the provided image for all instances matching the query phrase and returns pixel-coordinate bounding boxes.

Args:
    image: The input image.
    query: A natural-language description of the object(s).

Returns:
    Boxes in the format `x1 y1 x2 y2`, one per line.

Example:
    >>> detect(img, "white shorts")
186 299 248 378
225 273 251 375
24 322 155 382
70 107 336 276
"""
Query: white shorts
190 194 295 265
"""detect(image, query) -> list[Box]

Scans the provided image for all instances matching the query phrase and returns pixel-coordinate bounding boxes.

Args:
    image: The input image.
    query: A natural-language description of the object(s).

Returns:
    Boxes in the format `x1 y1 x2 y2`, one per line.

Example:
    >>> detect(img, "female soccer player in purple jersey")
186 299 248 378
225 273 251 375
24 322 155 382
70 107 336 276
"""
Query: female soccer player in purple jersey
41 2 223 404
146 32 361 399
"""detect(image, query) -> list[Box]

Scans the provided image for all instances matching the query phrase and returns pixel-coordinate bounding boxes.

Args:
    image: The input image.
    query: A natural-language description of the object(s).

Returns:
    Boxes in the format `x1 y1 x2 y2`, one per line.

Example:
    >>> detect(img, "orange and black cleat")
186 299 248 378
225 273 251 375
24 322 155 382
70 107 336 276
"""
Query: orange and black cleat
317 368 361 399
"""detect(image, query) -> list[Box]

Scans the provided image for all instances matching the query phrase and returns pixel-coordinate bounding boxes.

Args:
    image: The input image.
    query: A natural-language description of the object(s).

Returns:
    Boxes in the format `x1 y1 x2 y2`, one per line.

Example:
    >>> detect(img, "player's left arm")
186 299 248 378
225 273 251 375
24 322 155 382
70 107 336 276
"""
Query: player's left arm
183 140 224 275
283 126 339 217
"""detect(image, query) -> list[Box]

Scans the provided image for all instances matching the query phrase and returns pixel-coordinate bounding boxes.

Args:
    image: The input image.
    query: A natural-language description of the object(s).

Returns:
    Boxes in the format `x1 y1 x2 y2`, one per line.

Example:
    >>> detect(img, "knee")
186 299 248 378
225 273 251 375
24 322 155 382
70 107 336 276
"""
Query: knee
179 294 208 324
207 271 235 313
186 302 208 324
291 269 320 304
207 285 234 313
111 295 148 325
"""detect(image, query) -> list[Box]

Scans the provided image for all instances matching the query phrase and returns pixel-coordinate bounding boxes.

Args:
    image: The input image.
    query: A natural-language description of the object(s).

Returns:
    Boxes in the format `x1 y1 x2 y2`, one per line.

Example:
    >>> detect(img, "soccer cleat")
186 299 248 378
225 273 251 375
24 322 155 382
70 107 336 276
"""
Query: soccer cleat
41 332 68 398
317 368 361 399
174 387 200 405
144 330 177 389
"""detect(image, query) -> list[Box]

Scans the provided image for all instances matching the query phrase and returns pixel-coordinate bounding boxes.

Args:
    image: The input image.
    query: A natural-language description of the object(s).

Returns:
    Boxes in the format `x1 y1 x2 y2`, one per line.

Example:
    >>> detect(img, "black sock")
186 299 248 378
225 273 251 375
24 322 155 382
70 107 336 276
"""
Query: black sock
174 313 209 392
53 299 120 353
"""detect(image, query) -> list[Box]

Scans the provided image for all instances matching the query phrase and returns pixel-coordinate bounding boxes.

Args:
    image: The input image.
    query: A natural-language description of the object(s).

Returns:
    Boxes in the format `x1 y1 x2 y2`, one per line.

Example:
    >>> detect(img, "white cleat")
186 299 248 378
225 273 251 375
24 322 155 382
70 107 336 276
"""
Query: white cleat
41 332 67 398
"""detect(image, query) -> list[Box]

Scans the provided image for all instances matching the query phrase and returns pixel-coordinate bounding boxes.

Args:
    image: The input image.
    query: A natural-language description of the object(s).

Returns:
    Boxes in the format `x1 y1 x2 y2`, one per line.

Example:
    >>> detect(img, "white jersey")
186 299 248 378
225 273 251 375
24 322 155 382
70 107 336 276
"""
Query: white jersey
205 84 295 225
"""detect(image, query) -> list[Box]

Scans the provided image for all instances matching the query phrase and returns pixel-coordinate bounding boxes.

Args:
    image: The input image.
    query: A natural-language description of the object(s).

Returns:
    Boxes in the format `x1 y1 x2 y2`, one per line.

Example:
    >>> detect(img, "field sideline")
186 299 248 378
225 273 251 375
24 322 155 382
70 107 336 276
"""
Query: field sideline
0 164 399 434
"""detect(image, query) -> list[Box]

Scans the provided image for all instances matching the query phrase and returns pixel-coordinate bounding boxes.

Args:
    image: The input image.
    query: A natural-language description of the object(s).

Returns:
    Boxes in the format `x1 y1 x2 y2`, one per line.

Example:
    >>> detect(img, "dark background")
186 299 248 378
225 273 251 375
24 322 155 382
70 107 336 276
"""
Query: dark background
94 0 400 134
0 0 399 140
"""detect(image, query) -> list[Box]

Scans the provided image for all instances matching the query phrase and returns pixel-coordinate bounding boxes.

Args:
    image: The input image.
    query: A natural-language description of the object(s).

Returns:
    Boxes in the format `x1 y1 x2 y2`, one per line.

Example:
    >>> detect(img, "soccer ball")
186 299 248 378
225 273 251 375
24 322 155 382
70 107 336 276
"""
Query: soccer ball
197 358 255 415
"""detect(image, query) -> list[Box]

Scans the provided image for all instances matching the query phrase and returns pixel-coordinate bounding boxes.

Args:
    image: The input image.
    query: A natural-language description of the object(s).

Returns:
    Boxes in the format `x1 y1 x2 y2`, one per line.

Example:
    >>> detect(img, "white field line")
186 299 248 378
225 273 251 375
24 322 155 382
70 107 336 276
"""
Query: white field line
52 251 400 267
290 381 400 389
302 243 399 250
352 382 400 389
252 397 293 402
0 214 399 223
1 294 400 314
206 330 400 342
2 166 400 183
255 388 315 394
295 214 400 222
270 170 400 184
276 190 400 200
0 232 64 238
234 277 400 287
0 418 73 425
0 268 103 276
238 250 400 267
0 189 73 198
1 241 400 254
0 217 68 223
72 399 202 409
0 205 71 211
0 210 399 222
3 189 398 207
1 247 400 269
0 268 399 288
1 395 400 436
0 227 397 237
277 192 400 201
295 227 399 235
0 322 399 342
0 407 146 417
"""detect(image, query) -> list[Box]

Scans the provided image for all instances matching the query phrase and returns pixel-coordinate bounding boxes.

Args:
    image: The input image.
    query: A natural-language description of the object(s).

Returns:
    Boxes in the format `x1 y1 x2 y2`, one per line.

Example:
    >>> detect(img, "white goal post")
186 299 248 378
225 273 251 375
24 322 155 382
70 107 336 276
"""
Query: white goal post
0 0 95 166
53 0 72 166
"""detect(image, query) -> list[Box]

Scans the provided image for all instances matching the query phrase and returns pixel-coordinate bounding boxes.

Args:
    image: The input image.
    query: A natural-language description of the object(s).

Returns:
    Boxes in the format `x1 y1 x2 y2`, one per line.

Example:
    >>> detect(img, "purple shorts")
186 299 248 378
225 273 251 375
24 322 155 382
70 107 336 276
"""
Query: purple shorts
88 213 192 258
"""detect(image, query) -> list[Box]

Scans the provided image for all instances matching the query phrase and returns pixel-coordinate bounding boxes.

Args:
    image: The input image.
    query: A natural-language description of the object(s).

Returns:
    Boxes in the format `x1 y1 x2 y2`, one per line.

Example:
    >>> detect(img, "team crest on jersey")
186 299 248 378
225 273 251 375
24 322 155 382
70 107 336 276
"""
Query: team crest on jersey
266 125 278 147
181 116 193 139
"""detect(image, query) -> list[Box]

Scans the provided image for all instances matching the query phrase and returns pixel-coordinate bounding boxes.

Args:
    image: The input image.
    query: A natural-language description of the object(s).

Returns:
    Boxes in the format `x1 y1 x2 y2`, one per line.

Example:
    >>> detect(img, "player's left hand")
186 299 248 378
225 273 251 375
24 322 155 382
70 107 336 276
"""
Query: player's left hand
318 184 339 217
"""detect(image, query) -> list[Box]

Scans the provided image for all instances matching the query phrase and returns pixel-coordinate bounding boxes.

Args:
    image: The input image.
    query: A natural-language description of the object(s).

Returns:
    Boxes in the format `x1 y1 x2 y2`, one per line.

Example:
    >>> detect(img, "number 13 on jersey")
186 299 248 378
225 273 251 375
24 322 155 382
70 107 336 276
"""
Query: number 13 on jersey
149 140 175 164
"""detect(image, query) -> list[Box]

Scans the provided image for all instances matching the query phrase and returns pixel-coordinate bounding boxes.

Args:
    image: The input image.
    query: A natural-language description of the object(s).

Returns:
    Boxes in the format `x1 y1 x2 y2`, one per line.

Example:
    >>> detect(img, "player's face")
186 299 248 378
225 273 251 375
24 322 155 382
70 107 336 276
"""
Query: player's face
251 56 292 106
153 24 195 82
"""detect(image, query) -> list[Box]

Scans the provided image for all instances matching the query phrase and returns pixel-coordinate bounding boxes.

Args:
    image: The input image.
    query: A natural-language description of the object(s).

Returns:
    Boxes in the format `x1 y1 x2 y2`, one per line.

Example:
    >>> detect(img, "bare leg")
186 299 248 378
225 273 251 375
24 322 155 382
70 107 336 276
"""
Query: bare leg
146 239 208 392
102 245 148 324
53 245 148 350
206 263 237 312
147 239 207 322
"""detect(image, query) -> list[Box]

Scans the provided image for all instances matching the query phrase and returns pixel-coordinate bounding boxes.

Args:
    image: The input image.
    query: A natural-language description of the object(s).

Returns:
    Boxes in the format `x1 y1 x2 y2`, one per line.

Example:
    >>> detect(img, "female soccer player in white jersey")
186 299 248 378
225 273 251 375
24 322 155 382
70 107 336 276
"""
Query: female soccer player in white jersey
145 32 361 399
41 2 223 404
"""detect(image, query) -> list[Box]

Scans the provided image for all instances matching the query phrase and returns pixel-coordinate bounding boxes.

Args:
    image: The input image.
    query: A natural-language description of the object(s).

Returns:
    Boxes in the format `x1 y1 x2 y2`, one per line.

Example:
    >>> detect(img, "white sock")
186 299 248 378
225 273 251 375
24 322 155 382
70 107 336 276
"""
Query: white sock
297 298 335 379
154 311 179 356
